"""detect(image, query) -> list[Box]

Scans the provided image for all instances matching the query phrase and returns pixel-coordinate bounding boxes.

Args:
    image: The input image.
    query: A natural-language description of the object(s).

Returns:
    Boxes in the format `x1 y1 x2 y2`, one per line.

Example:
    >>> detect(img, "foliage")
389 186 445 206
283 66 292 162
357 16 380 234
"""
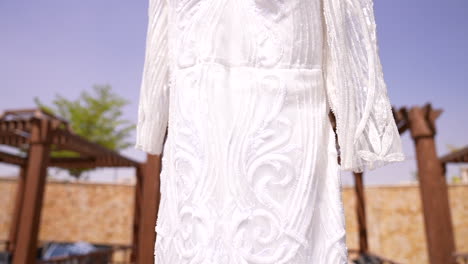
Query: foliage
34 84 136 178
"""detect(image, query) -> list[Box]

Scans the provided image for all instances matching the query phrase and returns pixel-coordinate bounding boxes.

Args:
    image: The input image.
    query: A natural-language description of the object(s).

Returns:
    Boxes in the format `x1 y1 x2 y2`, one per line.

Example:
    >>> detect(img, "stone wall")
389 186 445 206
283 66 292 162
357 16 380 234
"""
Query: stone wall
342 183 468 264
0 178 134 245
1 177 467 263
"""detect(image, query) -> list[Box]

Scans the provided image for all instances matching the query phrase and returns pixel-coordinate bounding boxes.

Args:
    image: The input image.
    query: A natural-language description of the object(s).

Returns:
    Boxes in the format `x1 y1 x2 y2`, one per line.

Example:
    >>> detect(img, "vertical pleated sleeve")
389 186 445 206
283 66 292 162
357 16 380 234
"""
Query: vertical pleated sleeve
322 0 406 173
135 0 170 155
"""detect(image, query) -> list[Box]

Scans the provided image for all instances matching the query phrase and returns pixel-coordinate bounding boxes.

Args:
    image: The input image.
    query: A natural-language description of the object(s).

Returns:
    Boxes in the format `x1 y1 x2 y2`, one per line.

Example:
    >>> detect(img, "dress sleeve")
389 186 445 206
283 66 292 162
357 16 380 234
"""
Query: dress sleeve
135 0 170 155
321 0 406 173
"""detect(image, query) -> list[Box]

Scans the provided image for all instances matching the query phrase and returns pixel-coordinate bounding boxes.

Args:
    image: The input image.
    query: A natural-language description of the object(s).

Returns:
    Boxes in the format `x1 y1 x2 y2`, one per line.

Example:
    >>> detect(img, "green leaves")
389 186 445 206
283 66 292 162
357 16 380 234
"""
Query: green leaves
34 84 136 178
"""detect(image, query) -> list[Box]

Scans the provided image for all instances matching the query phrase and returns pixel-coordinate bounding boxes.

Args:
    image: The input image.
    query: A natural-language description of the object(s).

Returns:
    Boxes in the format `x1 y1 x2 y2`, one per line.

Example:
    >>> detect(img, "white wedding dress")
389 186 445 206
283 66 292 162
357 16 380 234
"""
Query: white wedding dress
134 0 406 263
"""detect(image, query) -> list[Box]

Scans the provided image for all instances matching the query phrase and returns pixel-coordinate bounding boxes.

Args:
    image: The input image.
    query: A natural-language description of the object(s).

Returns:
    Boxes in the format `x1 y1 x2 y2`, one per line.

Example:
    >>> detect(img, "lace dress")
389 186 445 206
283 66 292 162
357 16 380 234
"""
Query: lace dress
134 0 406 263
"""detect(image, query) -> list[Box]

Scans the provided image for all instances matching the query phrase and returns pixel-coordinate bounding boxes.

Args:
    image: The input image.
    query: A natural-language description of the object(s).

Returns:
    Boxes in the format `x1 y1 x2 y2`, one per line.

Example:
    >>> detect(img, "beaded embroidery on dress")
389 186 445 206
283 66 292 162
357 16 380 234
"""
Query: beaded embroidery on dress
135 0 406 263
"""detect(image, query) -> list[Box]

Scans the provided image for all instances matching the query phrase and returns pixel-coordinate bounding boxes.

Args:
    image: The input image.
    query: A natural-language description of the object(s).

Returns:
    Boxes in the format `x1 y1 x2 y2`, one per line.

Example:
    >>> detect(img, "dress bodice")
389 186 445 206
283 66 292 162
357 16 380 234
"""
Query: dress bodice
166 0 324 70
137 0 406 175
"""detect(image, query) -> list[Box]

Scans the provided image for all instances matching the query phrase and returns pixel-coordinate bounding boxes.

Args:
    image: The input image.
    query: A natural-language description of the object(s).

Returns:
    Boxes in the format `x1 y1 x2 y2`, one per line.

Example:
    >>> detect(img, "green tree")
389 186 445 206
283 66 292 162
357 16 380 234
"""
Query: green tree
34 84 136 178
451 175 462 184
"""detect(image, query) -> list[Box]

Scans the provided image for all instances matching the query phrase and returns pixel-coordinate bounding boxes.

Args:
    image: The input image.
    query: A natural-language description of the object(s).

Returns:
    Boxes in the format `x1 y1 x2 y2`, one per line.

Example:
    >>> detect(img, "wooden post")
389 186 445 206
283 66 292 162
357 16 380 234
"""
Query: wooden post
13 118 51 264
408 104 455 264
354 171 368 254
135 154 162 264
131 164 144 263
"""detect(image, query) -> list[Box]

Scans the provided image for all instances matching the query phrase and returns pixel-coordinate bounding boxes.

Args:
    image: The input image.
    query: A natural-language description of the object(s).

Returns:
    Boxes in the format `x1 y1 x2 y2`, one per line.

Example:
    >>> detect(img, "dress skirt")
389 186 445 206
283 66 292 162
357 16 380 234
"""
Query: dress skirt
153 62 349 264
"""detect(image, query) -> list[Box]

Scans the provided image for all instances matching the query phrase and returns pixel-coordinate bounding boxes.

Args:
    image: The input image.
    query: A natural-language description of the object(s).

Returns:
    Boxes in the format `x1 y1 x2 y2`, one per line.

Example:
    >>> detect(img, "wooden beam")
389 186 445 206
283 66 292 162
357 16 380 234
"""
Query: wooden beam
0 131 28 148
0 151 26 166
408 103 455 264
439 146 468 164
13 118 51 264
51 129 139 167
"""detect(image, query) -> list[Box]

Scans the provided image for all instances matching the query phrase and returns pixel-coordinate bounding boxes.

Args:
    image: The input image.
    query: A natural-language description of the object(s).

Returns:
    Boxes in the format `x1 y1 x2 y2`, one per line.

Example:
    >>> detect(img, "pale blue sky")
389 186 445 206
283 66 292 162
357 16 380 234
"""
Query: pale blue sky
1 0 467 185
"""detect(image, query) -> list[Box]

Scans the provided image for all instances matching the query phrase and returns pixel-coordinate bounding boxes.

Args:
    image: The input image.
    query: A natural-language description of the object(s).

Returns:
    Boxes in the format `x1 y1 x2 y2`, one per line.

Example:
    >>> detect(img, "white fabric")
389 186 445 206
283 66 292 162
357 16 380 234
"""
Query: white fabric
135 0 406 263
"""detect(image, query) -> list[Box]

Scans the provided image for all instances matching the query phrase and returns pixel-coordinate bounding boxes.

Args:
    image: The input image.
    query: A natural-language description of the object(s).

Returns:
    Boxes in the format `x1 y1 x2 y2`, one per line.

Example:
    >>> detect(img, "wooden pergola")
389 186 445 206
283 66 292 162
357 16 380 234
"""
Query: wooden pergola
0 108 162 264
336 102 457 264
